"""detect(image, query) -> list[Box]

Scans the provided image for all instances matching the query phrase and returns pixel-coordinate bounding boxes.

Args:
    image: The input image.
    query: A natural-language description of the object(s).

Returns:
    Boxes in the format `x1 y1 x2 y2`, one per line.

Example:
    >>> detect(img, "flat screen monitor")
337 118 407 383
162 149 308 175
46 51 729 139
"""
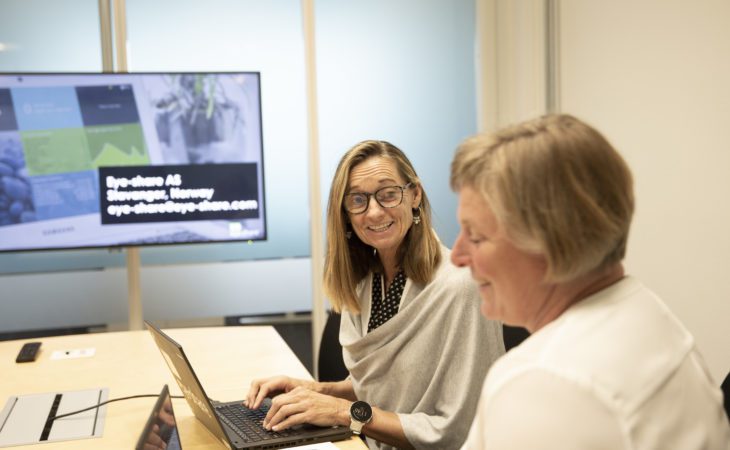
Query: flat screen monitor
0 72 266 252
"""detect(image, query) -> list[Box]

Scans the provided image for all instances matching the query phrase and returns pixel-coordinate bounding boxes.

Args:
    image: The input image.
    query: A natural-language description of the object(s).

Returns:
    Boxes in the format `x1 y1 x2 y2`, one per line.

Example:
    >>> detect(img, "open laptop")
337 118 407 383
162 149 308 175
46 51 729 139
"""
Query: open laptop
145 321 352 449
135 385 183 450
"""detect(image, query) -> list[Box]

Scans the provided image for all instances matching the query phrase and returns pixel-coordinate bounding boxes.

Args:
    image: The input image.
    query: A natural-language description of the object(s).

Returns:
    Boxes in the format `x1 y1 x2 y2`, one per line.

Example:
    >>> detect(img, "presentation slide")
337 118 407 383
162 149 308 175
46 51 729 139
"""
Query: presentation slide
0 73 266 252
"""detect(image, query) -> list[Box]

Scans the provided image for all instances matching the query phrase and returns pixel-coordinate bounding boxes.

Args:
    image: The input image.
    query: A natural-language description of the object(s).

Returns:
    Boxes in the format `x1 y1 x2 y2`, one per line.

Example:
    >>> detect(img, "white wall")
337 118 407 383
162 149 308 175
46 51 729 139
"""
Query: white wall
558 0 730 382
485 0 729 383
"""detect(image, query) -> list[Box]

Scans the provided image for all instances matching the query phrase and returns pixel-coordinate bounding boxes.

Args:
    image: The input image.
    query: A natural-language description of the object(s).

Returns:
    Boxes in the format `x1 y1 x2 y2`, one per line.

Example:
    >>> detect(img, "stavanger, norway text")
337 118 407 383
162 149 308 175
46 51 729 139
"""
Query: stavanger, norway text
104 174 258 217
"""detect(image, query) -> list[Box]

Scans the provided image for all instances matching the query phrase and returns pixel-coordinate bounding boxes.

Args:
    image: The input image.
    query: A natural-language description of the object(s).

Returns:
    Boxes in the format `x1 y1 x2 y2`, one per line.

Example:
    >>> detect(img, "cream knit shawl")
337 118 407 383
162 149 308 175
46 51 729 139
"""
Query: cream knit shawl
340 246 505 449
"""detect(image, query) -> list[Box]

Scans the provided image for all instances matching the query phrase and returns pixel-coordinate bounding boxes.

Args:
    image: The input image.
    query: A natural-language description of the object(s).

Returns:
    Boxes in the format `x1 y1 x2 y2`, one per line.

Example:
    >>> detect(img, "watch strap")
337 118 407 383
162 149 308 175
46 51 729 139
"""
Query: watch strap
350 419 365 435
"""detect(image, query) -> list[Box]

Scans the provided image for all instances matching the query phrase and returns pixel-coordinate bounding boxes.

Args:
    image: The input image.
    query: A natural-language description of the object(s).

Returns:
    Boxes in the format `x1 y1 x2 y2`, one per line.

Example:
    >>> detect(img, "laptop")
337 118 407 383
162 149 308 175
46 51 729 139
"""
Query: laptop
145 321 352 449
135 385 183 450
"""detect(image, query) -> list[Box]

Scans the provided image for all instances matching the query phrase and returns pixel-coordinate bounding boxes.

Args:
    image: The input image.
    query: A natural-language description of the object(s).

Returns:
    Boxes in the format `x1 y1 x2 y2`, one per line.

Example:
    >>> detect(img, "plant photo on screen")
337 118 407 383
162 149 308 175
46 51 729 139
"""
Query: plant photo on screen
152 74 248 165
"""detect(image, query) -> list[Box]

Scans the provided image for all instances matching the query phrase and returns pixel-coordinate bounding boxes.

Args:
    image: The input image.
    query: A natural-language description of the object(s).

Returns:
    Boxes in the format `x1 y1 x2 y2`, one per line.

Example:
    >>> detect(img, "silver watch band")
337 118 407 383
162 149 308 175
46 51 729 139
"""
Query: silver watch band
350 419 365 435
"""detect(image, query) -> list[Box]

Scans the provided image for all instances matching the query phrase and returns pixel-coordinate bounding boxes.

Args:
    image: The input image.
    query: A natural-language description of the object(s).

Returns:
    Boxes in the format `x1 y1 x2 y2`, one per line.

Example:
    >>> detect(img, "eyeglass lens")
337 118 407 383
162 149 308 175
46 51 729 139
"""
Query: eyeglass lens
345 185 407 213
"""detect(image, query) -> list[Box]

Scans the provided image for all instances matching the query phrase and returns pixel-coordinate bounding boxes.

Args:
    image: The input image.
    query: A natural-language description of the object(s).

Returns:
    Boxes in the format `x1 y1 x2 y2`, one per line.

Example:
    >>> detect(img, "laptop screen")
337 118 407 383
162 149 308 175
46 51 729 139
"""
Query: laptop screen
135 385 182 450
145 321 232 447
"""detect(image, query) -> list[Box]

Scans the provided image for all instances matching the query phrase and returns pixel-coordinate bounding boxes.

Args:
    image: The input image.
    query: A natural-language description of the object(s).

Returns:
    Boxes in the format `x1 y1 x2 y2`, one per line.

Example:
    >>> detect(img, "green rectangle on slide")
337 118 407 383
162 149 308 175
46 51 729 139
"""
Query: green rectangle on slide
20 128 92 175
85 123 149 167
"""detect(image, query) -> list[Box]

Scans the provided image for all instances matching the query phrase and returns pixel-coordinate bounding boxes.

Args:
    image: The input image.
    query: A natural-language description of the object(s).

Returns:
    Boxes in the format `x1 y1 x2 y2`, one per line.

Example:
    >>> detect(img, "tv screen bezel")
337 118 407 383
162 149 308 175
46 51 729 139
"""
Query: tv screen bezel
0 71 268 253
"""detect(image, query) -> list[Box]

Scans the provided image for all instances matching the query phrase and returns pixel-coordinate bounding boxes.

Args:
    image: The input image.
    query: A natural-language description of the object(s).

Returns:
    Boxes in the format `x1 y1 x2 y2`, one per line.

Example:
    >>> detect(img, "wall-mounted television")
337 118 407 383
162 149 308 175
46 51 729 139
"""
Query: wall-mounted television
0 72 266 252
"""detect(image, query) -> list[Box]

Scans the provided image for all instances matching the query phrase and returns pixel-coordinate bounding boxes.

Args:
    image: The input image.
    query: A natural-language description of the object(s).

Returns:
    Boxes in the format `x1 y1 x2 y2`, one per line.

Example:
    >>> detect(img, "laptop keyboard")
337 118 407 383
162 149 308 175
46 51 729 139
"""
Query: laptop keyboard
216 404 296 442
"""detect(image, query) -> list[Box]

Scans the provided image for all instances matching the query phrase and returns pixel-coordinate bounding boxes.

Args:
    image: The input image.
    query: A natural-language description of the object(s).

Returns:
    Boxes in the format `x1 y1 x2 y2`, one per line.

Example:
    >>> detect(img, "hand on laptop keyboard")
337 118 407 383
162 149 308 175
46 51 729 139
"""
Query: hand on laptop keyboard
245 376 351 432
244 375 316 410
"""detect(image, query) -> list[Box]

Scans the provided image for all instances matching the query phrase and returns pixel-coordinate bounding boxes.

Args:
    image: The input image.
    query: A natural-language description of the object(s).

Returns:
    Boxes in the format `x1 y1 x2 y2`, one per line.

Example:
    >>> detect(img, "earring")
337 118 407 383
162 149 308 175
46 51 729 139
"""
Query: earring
346 231 352 239
412 208 421 225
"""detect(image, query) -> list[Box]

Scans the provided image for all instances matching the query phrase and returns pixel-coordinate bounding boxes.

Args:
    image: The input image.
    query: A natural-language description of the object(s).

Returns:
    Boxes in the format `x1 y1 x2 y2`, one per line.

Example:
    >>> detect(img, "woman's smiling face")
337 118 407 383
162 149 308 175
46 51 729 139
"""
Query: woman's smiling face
346 156 420 261
450 186 548 326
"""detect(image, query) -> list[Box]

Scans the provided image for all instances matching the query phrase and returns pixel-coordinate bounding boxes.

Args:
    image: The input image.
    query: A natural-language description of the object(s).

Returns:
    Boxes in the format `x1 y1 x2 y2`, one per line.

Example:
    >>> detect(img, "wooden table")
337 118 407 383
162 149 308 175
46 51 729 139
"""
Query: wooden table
0 327 365 449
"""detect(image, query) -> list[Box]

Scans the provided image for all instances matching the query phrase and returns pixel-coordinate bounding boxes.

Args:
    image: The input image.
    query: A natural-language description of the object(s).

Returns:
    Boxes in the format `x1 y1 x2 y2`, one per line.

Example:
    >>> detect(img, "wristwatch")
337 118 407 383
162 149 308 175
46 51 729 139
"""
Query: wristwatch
349 400 373 435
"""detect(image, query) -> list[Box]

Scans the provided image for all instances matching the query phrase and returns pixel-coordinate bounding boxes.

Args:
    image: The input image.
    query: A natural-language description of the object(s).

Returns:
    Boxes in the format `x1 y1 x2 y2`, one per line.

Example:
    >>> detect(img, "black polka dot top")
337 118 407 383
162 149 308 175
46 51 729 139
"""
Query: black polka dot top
367 270 407 332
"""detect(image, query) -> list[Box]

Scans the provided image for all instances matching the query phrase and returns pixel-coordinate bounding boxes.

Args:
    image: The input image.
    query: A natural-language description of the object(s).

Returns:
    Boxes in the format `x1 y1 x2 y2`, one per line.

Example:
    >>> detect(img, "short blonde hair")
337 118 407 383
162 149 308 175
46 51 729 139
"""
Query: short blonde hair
450 114 634 282
324 140 441 313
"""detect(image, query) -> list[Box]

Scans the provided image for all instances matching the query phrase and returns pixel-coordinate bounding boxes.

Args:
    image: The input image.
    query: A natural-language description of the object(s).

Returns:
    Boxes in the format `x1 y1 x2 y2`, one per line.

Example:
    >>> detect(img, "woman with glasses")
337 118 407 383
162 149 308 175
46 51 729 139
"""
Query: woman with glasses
245 140 504 449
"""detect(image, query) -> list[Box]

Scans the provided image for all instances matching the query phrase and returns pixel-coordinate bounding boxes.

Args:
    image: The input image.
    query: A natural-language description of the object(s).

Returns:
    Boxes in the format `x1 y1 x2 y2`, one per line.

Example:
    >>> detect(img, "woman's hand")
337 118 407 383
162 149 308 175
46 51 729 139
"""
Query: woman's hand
263 386 351 431
245 375 315 410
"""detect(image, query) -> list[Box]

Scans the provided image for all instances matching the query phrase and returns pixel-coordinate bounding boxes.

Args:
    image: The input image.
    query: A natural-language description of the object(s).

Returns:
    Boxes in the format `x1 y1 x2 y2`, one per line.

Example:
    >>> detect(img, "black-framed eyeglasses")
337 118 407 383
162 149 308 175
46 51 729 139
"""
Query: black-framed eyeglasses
344 183 413 214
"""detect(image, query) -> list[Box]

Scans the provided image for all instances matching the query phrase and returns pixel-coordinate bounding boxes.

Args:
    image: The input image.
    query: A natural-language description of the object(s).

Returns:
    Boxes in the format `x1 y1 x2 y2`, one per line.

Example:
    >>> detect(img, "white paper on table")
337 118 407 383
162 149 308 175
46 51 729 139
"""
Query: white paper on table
50 348 96 360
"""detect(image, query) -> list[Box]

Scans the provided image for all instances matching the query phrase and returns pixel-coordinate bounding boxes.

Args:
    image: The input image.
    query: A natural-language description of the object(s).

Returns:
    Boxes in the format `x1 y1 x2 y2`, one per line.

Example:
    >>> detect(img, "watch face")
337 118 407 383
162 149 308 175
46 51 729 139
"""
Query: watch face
350 401 372 422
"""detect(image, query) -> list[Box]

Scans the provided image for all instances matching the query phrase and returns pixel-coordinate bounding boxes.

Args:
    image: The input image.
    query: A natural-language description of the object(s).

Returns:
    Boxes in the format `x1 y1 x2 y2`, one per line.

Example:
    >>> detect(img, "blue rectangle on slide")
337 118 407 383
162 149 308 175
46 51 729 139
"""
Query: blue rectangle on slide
10 86 83 131
76 84 141 126
30 171 99 220
0 89 19 131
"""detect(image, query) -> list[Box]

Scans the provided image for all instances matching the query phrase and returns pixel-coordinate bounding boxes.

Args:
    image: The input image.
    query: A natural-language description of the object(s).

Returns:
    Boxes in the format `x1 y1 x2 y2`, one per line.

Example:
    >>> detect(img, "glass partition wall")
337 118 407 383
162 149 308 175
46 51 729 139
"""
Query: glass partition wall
0 0 478 335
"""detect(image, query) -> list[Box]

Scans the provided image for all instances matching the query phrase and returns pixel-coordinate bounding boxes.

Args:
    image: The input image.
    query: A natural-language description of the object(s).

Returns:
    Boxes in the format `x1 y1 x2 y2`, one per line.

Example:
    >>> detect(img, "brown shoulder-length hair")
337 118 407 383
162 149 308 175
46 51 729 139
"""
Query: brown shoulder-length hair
451 114 634 282
324 140 441 313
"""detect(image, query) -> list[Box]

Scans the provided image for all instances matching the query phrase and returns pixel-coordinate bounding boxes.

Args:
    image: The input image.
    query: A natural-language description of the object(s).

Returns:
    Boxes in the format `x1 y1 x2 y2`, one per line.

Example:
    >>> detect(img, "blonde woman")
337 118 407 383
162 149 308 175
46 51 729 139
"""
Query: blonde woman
451 114 730 449
246 140 504 449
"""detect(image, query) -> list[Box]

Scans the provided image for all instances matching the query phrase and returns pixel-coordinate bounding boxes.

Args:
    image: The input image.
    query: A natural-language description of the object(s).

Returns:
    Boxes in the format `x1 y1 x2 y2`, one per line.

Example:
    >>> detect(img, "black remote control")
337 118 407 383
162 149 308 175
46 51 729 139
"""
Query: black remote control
16 341 41 363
